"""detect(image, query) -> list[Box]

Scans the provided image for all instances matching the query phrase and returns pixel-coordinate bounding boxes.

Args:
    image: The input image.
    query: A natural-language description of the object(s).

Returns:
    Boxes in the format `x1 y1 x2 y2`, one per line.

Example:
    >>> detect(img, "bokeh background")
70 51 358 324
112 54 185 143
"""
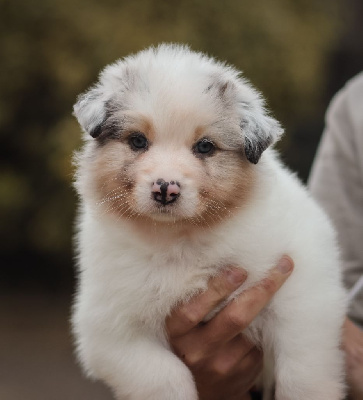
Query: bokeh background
1 0 363 398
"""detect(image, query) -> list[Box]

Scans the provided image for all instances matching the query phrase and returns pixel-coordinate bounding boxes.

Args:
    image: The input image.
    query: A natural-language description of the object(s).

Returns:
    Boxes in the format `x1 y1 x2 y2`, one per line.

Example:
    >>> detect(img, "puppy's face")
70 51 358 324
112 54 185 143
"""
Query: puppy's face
74 45 283 229
86 107 254 227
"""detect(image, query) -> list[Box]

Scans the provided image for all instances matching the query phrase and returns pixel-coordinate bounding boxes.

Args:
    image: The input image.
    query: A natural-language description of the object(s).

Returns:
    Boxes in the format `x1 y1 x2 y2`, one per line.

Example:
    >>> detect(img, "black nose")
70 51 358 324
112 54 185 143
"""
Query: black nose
151 179 181 205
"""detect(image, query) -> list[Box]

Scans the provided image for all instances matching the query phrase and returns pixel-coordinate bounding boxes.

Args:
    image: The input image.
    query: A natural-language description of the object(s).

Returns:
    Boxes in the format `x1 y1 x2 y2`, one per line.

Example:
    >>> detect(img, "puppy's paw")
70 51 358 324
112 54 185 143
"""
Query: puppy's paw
113 359 198 400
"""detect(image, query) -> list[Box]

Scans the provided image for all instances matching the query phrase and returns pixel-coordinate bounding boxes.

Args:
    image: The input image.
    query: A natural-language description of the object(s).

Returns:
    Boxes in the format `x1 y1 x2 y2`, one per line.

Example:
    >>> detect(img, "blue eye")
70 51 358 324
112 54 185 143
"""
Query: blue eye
129 133 148 150
195 139 215 154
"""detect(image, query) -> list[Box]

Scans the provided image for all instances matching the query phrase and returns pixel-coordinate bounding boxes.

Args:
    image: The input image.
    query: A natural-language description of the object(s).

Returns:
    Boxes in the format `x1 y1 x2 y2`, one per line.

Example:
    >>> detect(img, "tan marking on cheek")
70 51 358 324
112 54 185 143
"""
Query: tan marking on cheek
89 142 138 218
191 154 256 228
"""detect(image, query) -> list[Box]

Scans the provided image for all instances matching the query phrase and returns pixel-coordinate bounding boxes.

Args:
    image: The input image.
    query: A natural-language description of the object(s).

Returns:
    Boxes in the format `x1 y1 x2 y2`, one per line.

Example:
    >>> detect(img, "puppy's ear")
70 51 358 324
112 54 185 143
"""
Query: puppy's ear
239 101 284 164
207 77 283 164
73 86 109 138
74 63 138 138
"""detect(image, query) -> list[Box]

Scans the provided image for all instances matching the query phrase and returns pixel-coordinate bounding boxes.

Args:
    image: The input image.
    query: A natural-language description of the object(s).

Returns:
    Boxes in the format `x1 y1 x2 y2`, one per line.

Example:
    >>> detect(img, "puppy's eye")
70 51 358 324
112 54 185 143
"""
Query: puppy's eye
194 139 215 155
129 133 148 151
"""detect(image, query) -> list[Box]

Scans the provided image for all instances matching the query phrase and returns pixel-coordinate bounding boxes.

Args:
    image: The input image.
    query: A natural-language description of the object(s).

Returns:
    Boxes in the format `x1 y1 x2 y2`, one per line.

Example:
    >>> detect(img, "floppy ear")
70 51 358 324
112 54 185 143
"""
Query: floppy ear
239 101 284 164
73 63 138 138
208 77 283 164
73 86 110 138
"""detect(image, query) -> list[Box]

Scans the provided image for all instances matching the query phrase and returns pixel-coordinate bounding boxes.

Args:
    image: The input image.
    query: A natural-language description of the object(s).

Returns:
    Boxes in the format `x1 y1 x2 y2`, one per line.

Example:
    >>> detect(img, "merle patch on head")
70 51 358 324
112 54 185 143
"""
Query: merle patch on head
244 136 273 164
91 100 124 145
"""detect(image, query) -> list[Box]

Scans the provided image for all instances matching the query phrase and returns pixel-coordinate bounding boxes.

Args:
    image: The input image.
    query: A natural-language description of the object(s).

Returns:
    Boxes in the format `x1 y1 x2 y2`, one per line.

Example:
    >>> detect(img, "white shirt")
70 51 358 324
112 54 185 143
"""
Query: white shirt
309 72 363 328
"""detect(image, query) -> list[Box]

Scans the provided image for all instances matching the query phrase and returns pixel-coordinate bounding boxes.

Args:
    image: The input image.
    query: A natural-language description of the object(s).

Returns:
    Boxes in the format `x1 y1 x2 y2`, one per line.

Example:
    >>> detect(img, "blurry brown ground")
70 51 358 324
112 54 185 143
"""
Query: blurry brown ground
0 292 112 400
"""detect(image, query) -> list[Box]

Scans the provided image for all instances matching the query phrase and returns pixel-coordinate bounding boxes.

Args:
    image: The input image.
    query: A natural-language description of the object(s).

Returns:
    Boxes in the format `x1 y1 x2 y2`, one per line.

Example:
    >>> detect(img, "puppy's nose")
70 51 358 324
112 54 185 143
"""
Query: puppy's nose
151 179 180 205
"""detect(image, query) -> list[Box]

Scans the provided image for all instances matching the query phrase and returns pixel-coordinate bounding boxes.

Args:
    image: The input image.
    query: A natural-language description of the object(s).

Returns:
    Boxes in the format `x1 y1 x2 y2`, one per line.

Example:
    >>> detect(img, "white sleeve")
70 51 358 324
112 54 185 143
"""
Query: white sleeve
309 75 363 326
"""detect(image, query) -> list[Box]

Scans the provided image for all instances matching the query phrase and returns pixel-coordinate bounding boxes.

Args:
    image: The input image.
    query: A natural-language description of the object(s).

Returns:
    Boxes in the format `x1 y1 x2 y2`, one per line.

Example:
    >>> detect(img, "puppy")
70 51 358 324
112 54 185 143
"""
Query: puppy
72 44 346 400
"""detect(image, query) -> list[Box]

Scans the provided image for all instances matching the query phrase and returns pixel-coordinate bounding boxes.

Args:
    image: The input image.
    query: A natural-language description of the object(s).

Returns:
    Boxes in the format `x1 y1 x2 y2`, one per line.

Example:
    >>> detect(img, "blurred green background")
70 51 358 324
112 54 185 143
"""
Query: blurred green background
1 0 363 398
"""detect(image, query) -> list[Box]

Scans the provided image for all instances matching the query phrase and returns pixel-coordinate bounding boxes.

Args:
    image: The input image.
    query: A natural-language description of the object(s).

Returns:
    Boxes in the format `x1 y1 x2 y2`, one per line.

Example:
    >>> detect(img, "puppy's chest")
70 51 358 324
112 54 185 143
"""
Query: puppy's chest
88 216 276 325
125 236 271 333
125 238 231 319
141 239 225 294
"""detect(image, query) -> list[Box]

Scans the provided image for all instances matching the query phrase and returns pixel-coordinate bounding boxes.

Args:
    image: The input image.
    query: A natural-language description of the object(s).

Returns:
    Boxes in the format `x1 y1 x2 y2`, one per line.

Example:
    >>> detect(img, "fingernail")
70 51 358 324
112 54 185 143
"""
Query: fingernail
277 257 293 274
225 267 247 285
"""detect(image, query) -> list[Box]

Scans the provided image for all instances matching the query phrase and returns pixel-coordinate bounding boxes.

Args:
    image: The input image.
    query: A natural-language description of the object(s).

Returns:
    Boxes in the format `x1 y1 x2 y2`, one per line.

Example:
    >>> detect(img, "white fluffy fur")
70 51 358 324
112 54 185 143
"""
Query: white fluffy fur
72 44 346 400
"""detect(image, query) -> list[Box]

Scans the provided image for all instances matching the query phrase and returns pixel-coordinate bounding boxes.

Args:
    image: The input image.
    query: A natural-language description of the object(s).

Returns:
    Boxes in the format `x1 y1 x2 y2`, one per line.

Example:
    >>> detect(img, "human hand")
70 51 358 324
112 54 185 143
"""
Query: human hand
166 257 294 400
343 318 363 400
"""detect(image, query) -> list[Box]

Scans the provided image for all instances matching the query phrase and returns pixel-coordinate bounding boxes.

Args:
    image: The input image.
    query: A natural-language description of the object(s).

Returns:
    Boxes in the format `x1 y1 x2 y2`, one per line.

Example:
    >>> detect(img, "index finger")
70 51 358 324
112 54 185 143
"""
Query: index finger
166 267 247 338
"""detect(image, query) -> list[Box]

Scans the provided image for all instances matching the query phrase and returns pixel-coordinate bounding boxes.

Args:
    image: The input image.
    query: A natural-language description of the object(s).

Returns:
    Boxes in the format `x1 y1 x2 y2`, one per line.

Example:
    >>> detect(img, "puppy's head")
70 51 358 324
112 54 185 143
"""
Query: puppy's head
74 44 283 228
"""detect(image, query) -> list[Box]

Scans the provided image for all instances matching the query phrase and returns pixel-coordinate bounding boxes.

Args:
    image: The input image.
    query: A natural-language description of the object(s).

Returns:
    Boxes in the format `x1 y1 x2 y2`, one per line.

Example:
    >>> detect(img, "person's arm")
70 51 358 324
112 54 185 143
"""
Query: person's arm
309 74 363 399
309 76 363 326
166 257 294 400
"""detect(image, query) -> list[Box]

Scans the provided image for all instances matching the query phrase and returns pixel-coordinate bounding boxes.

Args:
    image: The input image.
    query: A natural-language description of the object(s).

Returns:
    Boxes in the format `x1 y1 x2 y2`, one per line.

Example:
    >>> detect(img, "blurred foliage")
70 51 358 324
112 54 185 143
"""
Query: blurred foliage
1 0 361 290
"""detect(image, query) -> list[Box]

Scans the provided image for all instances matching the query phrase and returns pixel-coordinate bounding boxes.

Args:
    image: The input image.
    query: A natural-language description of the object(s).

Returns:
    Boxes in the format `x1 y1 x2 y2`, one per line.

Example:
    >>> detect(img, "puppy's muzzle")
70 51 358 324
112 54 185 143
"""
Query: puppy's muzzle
152 179 180 205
